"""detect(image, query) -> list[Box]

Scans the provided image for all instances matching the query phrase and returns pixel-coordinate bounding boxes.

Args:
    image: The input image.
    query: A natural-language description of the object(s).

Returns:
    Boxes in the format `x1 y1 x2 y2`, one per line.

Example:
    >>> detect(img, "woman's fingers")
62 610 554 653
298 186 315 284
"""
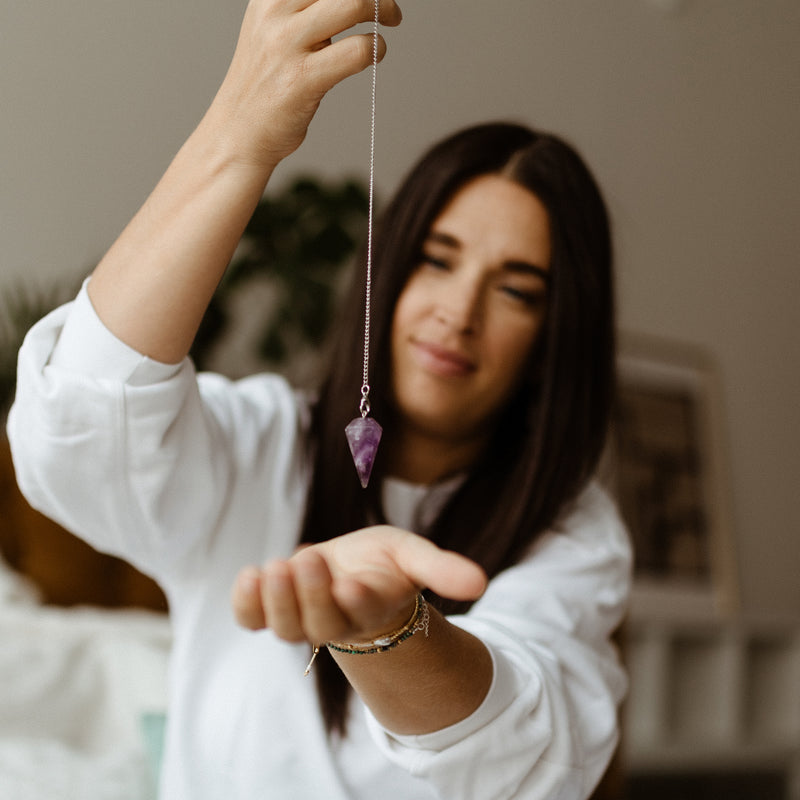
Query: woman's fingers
378 0 403 27
291 548 352 641
233 553 353 643
301 0 402 45
231 567 268 630
401 548 488 603
261 559 305 641
303 0 401 93
212 0 402 166
377 528 488 602
309 33 388 90
322 526 487 603
232 527 486 641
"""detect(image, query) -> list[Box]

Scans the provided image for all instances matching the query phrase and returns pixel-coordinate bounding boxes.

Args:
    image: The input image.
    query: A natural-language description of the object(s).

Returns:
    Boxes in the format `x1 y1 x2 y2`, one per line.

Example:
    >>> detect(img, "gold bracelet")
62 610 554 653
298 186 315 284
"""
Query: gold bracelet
304 594 430 676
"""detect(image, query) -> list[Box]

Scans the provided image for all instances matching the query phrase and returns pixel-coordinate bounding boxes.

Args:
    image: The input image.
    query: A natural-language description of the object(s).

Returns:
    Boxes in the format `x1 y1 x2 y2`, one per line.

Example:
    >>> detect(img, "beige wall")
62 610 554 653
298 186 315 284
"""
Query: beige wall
2 1 798 618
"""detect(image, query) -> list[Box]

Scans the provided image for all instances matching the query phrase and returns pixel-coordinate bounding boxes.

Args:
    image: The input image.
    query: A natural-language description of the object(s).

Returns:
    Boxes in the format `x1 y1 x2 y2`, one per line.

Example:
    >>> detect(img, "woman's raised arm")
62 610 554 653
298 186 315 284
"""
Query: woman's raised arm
87 0 401 364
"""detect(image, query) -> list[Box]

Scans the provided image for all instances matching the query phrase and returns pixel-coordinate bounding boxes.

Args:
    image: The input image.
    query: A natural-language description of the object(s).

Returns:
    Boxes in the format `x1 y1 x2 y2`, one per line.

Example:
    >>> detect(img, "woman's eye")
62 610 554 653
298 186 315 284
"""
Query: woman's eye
501 285 546 308
419 253 450 271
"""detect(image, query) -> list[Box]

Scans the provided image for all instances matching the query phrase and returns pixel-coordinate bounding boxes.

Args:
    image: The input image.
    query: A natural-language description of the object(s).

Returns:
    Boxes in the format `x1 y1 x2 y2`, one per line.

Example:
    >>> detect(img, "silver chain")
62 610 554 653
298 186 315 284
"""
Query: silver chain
360 0 379 418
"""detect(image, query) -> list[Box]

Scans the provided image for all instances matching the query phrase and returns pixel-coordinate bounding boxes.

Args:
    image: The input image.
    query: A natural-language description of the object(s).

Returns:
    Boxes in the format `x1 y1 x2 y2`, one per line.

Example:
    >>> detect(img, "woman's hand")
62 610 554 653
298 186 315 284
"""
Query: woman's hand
87 0 401 363
231 525 487 645
209 0 403 168
233 526 493 735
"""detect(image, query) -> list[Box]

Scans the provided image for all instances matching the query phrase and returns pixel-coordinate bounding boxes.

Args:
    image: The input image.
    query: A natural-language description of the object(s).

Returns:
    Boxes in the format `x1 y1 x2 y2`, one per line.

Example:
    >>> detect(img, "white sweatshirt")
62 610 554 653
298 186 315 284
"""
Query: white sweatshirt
7 285 631 800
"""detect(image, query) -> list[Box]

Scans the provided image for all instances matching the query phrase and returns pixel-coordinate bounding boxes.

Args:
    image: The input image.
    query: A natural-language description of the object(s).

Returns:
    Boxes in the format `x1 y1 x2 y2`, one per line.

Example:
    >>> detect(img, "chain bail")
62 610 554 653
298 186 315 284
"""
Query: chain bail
359 384 371 418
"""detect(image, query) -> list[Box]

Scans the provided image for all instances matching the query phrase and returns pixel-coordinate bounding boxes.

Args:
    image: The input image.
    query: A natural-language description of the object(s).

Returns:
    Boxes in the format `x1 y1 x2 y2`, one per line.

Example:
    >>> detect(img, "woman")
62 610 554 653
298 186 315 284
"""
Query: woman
8 1 630 798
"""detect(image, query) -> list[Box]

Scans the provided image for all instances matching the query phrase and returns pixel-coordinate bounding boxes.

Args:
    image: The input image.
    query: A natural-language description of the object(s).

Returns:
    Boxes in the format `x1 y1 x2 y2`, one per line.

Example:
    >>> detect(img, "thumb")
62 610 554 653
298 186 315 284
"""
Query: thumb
389 533 488 602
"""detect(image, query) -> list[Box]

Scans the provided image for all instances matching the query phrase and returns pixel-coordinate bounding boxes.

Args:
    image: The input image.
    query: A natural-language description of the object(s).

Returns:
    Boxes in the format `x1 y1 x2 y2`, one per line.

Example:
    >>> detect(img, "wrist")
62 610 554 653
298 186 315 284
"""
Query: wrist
200 75 313 174
304 594 430 676
328 594 430 654
192 100 284 181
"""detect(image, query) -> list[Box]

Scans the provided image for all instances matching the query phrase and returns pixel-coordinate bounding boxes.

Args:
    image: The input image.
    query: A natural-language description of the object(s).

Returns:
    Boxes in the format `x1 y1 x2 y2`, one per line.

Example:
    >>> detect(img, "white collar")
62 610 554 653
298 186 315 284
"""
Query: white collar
381 473 465 533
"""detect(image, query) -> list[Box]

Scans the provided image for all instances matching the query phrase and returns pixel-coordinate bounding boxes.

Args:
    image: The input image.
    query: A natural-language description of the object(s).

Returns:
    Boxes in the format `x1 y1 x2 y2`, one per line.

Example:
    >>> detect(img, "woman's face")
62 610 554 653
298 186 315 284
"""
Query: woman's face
390 174 551 453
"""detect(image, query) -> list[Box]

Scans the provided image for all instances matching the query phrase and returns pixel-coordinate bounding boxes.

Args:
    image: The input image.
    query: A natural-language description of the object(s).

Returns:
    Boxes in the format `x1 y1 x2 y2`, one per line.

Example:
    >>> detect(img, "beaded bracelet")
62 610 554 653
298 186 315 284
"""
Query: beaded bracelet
304 594 430 676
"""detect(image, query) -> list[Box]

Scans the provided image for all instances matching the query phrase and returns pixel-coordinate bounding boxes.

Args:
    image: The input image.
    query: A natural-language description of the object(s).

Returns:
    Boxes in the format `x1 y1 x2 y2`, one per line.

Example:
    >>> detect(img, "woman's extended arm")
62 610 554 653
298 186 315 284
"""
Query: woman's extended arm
231 489 631 797
231 525 494 734
87 0 401 364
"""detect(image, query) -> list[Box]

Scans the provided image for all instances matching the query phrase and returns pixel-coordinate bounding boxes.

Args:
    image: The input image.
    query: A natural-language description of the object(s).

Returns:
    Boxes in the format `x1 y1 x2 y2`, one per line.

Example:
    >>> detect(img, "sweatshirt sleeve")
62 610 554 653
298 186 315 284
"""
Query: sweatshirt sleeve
6 282 306 582
46 279 183 385
363 484 632 800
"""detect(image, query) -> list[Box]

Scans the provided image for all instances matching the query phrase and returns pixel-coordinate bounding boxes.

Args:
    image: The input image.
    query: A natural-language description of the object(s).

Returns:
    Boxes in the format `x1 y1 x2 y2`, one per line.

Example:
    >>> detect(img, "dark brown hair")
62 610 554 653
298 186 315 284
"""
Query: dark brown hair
300 122 615 735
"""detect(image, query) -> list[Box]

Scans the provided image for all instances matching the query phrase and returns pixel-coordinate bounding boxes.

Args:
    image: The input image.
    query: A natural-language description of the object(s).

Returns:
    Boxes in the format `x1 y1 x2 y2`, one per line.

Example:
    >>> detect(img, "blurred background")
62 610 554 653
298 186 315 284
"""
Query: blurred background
1 1 798 797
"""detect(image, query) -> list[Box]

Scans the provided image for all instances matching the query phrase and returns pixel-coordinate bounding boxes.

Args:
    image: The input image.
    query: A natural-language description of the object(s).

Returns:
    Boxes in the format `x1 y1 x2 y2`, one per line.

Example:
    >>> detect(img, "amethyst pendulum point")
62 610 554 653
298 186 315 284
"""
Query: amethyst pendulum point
345 416 382 488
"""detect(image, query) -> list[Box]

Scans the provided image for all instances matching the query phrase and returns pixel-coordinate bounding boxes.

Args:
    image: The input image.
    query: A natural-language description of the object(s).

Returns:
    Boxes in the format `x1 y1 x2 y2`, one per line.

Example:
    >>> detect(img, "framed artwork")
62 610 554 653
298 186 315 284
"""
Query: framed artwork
608 334 739 619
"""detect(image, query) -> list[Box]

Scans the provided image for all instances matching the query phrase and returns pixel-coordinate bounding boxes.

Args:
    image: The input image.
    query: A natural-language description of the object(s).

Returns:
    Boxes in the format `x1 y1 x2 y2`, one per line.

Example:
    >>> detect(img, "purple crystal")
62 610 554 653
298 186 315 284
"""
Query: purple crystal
345 416 383 488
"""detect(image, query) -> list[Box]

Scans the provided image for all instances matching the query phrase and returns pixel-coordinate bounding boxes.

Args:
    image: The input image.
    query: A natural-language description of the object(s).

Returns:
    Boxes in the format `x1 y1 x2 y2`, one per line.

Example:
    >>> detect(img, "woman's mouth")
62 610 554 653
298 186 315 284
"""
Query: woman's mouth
411 341 477 377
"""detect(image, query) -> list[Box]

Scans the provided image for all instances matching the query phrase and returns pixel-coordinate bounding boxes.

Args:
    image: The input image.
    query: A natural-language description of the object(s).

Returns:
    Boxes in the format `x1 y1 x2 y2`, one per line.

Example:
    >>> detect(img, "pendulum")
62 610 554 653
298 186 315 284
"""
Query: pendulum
345 0 382 489
345 391 382 489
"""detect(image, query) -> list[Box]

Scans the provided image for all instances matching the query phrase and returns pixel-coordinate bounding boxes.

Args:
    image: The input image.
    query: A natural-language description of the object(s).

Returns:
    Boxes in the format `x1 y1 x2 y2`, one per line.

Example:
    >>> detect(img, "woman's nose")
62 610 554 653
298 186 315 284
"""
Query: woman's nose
434 275 483 333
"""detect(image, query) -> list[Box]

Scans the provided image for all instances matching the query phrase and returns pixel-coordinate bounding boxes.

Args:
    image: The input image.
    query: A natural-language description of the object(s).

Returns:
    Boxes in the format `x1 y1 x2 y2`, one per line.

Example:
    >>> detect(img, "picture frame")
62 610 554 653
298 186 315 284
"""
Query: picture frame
607 333 740 620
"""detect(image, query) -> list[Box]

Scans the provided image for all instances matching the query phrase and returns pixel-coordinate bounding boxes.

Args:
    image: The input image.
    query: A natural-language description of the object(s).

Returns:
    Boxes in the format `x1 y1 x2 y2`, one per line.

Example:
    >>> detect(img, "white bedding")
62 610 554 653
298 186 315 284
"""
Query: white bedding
0 558 171 800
